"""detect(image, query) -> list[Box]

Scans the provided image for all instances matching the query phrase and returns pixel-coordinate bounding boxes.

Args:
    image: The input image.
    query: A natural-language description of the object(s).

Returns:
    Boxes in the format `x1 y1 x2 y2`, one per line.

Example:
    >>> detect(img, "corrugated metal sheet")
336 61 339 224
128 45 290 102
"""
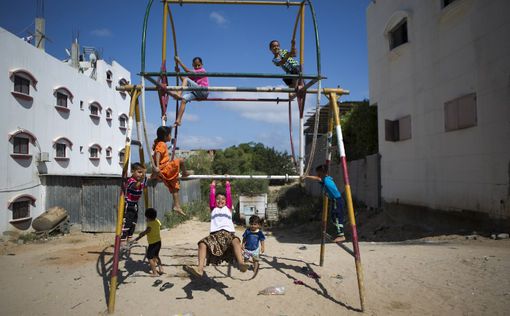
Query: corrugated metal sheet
41 176 82 223
42 175 201 232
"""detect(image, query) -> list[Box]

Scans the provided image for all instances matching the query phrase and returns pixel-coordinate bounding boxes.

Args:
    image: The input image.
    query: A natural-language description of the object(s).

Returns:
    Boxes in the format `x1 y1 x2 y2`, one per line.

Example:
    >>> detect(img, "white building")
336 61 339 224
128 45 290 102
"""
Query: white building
1 26 131 233
367 0 510 219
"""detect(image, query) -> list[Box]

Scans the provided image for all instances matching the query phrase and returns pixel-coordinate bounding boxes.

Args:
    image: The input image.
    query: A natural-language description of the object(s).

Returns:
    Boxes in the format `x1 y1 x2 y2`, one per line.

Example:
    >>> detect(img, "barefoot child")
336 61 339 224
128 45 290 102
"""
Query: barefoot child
121 162 147 243
152 126 188 216
186 180 248 277
134 208 163 276
173 56 209 126
242 215 266 264
303 164 346 243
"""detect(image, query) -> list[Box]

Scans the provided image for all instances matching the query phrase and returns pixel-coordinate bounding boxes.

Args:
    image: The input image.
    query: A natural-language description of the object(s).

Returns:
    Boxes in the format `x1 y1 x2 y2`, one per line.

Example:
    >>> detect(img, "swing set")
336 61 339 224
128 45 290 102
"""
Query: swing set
108 0 365 313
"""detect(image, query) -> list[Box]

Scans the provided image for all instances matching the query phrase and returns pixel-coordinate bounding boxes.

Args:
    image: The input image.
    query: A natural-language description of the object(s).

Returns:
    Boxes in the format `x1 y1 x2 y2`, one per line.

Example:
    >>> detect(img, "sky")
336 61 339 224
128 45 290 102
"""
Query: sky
1 0 372 153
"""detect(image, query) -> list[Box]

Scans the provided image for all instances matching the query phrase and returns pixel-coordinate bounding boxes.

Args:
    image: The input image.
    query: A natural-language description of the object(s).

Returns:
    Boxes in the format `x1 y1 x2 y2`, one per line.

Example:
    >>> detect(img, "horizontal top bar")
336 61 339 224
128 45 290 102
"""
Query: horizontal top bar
182 174 300 180
141 71 324 80
164 0 303 6
117 84 350 95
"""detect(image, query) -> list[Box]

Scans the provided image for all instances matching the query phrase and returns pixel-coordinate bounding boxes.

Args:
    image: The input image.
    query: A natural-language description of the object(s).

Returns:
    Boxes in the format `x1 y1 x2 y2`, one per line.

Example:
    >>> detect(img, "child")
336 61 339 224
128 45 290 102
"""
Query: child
269 39 303 88
134 208 163 276
185 180 248 277
303 164 346 243
242 215 266 264
121 162 147 243
152 126 188 216
173 56 209 126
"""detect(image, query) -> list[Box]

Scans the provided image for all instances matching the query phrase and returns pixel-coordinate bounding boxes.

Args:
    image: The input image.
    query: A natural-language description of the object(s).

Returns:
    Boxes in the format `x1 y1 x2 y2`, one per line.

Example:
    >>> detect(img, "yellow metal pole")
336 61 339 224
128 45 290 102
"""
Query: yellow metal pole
319 109 334 266
329 92 366 312
108 89 140 314
162 1 168 62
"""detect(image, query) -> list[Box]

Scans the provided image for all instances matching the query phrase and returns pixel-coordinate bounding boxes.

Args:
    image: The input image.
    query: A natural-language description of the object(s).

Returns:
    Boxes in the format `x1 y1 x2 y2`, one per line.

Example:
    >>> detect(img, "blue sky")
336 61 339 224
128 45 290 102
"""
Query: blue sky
1 0 371 153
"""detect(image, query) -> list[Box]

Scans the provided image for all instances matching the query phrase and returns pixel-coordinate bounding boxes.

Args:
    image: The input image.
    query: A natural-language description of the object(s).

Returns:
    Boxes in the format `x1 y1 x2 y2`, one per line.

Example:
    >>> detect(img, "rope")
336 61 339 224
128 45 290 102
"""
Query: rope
288 99 298 170
140 77 156 170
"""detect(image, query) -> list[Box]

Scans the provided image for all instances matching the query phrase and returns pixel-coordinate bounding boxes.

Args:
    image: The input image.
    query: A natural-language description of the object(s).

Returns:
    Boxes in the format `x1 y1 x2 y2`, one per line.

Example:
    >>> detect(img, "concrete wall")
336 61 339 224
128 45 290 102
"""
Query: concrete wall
305 136 381 209
367 0 510 219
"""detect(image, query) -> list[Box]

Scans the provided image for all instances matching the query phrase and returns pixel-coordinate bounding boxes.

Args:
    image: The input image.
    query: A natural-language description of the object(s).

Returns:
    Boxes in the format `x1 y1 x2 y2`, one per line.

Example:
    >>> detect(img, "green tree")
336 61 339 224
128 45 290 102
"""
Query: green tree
339 101 378 161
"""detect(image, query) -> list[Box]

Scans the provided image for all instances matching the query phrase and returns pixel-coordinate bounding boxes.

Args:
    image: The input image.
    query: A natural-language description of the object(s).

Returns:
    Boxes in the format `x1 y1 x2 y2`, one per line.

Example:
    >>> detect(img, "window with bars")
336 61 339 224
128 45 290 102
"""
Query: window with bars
389 19 408 50
119 151 125 163
106 148 112 158
56 92 68 108
14 76 30 95
90 105 99 116
90 147 99 158
56 143 67 158
119 116 127 128
13 137 29 154
12 200 30 220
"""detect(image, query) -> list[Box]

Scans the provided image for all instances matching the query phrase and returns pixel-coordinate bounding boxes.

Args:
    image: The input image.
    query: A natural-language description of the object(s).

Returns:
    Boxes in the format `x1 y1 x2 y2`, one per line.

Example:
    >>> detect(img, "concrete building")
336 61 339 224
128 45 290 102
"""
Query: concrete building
1 26 131 233
367 0 510 219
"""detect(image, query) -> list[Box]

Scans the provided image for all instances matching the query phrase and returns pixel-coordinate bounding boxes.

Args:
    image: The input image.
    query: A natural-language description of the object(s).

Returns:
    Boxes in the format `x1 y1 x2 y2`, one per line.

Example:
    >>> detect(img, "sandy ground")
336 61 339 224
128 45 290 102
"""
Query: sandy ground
1 220 509 316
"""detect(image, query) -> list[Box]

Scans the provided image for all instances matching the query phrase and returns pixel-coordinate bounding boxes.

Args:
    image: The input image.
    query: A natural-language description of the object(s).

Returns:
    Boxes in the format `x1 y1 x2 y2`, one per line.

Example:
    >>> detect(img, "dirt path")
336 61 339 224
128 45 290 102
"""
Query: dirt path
1 220 509 315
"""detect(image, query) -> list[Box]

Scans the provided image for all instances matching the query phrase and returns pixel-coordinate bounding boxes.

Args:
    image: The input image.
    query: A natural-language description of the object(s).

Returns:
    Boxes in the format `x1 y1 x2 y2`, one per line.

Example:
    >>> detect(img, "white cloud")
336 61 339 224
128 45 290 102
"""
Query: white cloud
178 135 225 149
167 111 200 123
213 87 322 124
209 11 228 26
90 28 112 37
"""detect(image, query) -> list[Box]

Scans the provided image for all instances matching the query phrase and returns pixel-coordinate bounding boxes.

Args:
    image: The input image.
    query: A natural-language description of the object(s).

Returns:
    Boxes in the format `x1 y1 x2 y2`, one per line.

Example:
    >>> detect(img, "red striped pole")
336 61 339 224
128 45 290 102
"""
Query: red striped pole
329 91 365 312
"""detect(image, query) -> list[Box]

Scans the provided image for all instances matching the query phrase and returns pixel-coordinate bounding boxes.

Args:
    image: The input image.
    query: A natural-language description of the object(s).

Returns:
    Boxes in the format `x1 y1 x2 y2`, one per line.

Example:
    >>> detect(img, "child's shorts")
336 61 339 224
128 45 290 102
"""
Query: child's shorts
182 79 209 102
243 246 261 261
147 241 161 259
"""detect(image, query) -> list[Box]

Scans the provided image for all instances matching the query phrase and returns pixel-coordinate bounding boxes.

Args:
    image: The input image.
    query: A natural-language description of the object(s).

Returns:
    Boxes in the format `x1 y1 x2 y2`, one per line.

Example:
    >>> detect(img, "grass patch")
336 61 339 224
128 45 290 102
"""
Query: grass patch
162 200 210 229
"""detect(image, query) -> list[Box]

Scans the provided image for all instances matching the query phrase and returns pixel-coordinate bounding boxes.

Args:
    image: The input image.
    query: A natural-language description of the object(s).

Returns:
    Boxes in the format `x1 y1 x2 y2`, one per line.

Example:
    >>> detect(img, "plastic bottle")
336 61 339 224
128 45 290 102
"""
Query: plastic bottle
258 285 286 295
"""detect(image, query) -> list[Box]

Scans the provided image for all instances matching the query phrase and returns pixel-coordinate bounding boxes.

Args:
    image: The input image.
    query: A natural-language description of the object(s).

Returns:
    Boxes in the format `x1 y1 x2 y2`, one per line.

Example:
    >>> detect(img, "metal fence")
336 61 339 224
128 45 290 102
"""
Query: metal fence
41 175 201 232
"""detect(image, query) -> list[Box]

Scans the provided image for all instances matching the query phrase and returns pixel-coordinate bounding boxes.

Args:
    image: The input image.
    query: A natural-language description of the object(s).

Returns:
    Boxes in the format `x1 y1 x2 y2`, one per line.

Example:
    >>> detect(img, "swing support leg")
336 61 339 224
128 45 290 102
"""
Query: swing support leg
327 91 365 312
108 90 150 314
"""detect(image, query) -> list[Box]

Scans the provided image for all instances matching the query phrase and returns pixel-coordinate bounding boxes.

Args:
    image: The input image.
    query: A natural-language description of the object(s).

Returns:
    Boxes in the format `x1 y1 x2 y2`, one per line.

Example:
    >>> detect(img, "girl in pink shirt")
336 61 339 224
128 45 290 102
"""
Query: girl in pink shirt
174 56 209 126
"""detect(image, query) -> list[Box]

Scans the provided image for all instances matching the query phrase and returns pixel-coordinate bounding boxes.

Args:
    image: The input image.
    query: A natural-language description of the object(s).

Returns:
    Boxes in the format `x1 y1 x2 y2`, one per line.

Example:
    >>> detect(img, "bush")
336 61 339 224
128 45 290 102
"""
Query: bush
162 200 210 229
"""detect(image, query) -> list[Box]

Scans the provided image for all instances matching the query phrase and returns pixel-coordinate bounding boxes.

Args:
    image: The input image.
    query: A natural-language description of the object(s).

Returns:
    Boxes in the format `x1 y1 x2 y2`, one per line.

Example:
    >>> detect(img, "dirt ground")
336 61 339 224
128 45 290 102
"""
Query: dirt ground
0 218 509 316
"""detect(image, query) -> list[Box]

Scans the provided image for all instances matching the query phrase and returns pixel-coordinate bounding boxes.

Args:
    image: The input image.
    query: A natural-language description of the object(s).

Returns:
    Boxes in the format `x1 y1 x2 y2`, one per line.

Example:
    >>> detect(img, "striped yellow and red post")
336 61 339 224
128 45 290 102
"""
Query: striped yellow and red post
328 91 365 312
108 89 140 314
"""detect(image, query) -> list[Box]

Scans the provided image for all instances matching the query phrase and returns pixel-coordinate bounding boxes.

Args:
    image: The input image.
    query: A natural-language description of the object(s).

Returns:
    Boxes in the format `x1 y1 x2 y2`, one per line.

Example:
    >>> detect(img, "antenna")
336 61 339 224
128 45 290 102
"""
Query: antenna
36 0 45 18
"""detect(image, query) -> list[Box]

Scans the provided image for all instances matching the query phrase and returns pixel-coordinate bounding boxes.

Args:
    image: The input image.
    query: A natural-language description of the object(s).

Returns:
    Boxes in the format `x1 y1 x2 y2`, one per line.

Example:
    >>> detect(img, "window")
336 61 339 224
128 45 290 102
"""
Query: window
106 147 112 158
90 147 98 158
119 149 125 164
91 105 99 116
89 101 102 118
80 101 84 110
12 201 30 220
385 115 412 142
389 19 408 50
14 76 30 95
444 93 477 132
56 92 68 108
13 137 29 154
56 143 66 158
106 70 113 83
119 115 127 129
442 0 459 8
106 108 112 120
